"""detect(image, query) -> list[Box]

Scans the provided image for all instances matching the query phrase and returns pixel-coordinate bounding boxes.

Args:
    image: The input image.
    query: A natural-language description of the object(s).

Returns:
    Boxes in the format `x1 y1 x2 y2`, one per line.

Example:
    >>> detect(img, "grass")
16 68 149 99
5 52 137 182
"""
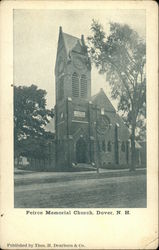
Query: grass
14 173 146 208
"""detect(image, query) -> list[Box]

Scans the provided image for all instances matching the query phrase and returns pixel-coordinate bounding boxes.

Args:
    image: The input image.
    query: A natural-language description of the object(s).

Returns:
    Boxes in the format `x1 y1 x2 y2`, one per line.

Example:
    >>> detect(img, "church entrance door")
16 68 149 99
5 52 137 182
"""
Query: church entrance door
76 137 87 163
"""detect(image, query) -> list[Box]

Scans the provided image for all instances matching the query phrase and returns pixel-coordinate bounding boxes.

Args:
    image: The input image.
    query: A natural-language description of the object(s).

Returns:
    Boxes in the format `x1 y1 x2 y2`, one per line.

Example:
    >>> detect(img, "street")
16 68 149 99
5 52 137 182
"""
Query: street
14 169 146 208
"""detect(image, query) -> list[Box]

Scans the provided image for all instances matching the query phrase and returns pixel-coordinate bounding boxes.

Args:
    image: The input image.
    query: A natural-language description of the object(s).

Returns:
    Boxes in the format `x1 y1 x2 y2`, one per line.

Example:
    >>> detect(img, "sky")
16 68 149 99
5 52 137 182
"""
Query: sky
13 9 146 109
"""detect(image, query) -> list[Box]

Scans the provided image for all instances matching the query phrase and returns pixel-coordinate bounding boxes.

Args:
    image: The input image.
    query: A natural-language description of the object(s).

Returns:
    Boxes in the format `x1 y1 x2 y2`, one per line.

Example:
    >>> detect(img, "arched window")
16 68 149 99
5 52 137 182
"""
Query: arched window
72 72 79 97
121 141 125 152
108 141 112 152
80 74 87 98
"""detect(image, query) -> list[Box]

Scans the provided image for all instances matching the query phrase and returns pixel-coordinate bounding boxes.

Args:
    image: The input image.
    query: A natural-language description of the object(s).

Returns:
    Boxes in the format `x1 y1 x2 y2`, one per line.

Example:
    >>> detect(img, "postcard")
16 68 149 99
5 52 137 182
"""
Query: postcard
0 1 158 249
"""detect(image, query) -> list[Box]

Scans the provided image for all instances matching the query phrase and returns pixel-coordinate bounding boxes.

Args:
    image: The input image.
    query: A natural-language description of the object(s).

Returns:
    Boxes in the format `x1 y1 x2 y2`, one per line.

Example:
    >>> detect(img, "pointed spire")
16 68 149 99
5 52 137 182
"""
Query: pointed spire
81 34 85 45
59 26 62 33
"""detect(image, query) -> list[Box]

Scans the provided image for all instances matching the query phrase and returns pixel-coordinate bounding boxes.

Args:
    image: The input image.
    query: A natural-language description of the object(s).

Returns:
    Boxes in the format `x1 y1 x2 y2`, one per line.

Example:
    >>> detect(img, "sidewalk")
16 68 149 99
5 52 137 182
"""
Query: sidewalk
14 168 146 186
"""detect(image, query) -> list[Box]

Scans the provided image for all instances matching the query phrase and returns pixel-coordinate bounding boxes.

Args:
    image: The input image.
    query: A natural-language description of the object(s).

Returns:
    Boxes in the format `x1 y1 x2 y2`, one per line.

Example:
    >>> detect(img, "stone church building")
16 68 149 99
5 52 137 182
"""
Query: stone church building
48 26 131 170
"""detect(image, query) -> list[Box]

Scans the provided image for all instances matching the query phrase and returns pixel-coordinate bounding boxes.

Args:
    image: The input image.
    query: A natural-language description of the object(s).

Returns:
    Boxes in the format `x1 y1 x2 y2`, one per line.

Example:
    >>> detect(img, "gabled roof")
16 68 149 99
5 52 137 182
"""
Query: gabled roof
91 89 130 135
62 32 82 55
91 88 115 112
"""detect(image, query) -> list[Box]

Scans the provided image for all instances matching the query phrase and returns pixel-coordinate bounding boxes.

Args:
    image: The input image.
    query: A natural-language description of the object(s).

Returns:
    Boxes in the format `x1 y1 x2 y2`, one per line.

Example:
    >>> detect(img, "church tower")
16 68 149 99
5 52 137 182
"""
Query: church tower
54 27 94 169
55 26 91 103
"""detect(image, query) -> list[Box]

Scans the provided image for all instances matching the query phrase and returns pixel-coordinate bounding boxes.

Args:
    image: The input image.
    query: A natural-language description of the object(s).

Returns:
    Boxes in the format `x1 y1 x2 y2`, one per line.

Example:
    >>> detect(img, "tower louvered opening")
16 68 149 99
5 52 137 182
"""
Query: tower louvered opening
80 74 87 98
72 72 79 97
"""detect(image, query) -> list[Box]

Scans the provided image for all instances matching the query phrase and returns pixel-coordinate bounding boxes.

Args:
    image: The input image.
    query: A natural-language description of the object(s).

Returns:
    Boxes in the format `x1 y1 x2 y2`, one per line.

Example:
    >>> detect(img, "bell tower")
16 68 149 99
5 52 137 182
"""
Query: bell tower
55 26 91 104
55 27 93 169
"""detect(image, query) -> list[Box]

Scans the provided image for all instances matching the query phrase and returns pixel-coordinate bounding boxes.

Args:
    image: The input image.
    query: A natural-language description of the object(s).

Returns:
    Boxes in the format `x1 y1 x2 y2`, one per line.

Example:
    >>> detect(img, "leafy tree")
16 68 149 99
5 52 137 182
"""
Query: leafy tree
88 20 146 170
14 84 54 166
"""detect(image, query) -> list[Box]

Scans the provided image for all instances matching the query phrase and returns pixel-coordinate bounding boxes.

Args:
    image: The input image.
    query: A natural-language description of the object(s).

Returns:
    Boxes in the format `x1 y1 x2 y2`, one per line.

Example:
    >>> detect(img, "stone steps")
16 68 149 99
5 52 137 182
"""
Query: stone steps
72 163 97 171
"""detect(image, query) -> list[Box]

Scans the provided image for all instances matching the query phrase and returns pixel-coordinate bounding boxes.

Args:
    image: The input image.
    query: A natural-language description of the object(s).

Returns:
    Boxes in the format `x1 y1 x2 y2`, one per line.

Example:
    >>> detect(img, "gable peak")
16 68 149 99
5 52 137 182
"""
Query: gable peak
58 27 87 55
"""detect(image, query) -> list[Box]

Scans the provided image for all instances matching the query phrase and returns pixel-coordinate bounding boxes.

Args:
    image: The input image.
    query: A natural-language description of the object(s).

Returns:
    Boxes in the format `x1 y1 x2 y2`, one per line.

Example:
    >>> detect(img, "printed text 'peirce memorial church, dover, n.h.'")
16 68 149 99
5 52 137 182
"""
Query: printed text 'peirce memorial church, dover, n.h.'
43 26 137 171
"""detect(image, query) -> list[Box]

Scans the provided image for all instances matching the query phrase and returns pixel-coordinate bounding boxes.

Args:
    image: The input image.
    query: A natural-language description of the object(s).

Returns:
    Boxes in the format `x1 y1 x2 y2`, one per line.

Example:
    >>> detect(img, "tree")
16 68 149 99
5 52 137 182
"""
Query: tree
14 84 54 166
88 20 146 170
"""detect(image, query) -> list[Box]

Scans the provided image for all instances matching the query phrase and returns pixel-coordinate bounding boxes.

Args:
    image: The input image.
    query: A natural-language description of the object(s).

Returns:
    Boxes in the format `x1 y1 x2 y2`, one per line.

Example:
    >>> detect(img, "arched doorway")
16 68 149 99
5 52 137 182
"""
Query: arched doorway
76 137 87 163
